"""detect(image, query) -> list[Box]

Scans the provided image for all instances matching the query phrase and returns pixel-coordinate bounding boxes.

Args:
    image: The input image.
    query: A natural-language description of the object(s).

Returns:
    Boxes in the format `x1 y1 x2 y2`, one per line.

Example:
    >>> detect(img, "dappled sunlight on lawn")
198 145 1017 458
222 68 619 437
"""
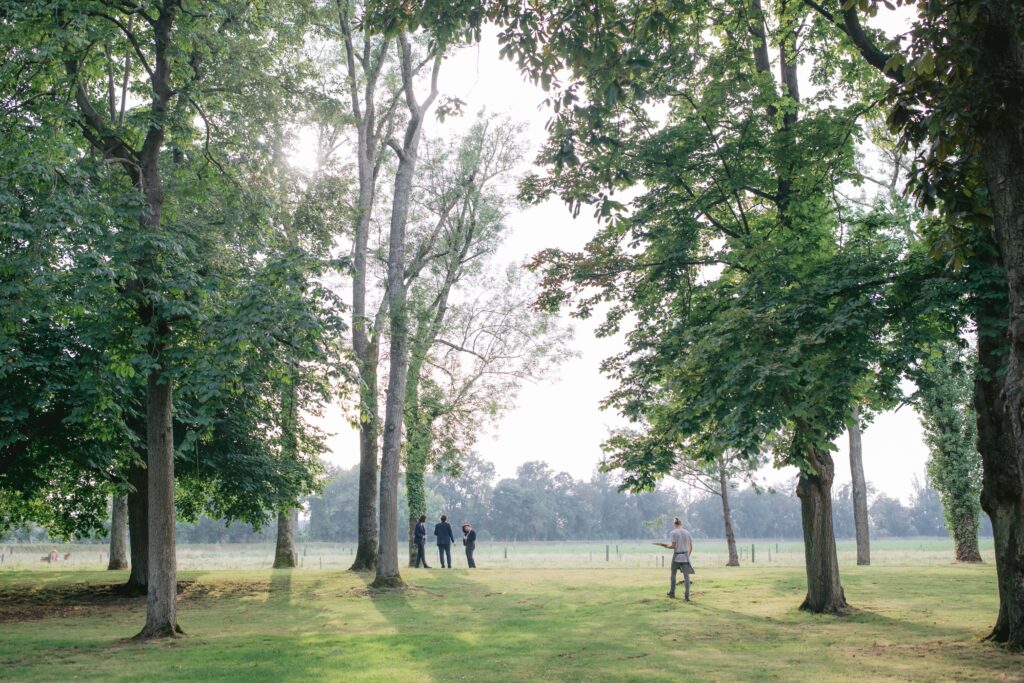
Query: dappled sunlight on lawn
0 557 1018 681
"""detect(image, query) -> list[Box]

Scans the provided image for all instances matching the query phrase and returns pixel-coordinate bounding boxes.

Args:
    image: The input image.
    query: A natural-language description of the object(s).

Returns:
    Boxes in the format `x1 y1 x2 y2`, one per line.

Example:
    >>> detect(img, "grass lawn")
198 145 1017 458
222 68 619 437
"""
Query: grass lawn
0 562 1021 682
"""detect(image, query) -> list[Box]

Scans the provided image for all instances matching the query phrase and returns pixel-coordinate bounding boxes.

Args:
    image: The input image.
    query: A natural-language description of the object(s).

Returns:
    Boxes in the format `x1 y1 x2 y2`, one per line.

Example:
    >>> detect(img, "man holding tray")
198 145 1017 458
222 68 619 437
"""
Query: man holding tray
656 517 696 601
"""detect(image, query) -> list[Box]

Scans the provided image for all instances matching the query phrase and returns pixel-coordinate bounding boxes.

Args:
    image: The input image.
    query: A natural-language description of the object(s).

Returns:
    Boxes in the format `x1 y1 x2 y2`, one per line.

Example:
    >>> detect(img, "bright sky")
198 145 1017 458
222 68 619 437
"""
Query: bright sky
310 26 932 505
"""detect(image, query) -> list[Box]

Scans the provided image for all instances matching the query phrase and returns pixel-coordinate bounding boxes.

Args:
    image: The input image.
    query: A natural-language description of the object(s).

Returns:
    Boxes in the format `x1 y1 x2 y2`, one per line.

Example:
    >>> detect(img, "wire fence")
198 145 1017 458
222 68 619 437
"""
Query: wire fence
0 537 990 571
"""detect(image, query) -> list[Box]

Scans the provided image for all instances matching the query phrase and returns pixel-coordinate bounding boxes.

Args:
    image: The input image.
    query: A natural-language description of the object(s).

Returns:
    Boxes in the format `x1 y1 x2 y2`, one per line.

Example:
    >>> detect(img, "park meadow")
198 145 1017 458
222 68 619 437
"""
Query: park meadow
5 0 1024 678
1 539 1022 682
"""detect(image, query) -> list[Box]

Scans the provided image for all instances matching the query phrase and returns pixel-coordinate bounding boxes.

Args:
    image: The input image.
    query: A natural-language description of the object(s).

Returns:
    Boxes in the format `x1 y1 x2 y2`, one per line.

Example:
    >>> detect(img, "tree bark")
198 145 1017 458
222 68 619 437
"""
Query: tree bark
719 462 739 567
373 37 440 589
138 369 181 638
970 0 1024 649
125 461 148 594
980 141 1024 648
350 377 379 572
952 509 984 563
407 514 417 567
848 405 871 566
373 143 416 588
273 510 299 569
274 375 300 570
344 20 383 574
108 495 129 570
796 447 847 614
973 242 1019 645
66 0 179 637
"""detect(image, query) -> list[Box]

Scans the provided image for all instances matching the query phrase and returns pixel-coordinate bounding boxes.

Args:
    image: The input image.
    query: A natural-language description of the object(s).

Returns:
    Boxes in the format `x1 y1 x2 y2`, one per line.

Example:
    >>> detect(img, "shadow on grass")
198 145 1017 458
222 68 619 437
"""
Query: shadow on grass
0 570 206 623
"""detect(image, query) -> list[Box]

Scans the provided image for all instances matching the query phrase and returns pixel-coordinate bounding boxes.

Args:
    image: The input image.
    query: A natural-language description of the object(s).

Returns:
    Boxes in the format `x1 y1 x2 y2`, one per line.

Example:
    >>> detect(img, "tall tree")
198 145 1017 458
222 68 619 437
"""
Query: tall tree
331 0 404 572
373 33 441 588
405 265 571 563
798 0 1024 649
398 116 570 564
517 0 902 613
0 0 332 633
916 344 984 562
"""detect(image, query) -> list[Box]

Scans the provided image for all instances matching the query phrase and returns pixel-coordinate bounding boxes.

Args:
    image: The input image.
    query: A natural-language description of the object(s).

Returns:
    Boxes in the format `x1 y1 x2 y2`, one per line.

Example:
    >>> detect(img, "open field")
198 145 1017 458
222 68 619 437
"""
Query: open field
0 541 1021 682
0 537 997 570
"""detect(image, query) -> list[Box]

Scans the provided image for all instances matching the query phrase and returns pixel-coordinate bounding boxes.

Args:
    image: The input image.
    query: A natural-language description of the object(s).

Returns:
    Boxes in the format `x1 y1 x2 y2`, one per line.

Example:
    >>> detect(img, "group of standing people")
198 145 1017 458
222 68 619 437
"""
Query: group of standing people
413 514 477 569
411 512 693 602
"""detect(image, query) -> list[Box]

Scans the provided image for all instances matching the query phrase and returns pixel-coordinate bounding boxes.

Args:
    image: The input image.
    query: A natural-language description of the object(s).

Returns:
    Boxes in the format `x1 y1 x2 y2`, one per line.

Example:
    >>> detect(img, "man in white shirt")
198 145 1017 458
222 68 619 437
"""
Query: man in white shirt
658 517 696 601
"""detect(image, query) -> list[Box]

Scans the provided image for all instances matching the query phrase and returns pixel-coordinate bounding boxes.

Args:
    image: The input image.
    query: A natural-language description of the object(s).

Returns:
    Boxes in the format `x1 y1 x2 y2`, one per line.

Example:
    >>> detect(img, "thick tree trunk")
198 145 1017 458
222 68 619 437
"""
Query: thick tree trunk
137 369 181 638
274 377 300 570
273 510 299 569
796 448 847 614
108 495 129 570
125 462 148 594
973 247 1020 645
719 463 739 567
350 389 379 572
848 405 871 566
952 510 984 563
974 0 1024 650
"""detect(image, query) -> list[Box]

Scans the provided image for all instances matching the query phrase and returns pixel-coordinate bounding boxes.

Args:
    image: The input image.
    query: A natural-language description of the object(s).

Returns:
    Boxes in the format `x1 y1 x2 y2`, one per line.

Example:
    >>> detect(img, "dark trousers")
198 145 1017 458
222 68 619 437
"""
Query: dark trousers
438 544 452 568
465 543 476 568
670 562 692 599
415 540 429 567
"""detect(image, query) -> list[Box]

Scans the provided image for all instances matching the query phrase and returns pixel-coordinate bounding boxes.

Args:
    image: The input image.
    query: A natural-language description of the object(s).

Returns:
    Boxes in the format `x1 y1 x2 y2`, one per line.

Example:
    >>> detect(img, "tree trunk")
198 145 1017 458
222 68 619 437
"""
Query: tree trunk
848 405 871 566
796 447 847 614
403 325 434 568
373 151 416 589
348 98 381 575
952 510 984 563
137 369 181 638
274 376 300 569
407 514 419 567
973 0 1024 649
125 461 148 594
719 462 739 567
273 510 299 569
350 383 379 572
973 243 1019 644
341 10 386 575
372 37 439 589
108 495 129 570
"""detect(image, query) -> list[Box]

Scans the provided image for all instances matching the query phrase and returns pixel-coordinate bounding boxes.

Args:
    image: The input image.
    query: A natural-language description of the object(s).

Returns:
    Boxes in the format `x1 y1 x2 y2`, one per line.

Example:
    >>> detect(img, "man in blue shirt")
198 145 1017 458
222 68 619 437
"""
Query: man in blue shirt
434 514 456 568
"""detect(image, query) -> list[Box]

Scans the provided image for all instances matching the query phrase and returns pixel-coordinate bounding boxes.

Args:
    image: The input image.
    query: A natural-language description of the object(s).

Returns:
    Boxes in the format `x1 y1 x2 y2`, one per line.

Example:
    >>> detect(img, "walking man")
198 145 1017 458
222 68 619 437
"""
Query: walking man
434 514 455 568
414 515 430 568
659 516 695 601
462 523 477 568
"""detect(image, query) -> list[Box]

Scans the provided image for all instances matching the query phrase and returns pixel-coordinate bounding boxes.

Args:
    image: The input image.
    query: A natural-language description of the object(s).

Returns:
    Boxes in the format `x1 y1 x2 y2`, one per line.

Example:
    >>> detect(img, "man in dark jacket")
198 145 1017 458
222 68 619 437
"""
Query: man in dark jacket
462 523 477 568
434 515 455 568
414 515 430 568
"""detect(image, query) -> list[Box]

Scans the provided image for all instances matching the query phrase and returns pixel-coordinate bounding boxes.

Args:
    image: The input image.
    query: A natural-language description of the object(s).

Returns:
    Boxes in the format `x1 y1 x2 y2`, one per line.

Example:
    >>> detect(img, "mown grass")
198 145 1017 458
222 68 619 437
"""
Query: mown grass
0 561 1020 682
1 537 996 570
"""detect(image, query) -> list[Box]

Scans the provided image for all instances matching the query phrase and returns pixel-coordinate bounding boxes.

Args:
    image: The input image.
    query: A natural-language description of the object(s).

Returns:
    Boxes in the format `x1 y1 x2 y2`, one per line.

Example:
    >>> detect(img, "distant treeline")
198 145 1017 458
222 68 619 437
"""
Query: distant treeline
3 456 990 544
